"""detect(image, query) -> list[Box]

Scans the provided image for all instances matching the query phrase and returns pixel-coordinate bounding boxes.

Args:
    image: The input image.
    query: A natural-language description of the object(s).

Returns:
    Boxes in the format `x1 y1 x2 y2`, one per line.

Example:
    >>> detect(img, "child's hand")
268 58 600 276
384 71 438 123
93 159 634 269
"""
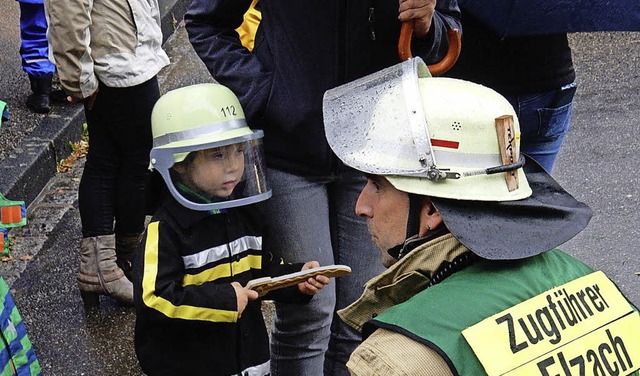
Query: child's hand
297 261 331 296
231 282 259 318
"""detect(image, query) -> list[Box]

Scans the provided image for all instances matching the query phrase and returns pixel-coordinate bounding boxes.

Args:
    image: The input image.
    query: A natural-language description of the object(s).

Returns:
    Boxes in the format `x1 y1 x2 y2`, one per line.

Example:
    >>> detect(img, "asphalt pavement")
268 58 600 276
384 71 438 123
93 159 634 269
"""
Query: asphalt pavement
0 5 639 375
552 32 640 306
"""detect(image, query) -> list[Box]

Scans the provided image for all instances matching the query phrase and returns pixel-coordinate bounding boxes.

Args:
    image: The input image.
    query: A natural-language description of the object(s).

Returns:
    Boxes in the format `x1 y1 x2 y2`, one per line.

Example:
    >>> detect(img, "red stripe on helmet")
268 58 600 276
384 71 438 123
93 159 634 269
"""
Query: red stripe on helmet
431 139 459 149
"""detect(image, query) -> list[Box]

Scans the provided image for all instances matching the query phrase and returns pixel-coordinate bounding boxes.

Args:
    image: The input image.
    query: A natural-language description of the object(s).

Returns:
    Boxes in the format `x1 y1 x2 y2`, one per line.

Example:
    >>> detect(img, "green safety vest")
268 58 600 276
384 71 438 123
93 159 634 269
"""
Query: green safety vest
366 249 639 376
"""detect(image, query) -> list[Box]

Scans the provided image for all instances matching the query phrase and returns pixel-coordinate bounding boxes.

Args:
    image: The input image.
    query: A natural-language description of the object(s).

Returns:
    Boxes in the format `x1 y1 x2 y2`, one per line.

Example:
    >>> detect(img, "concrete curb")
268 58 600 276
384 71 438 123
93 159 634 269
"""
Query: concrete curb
0 0 190 208
0 102 84 208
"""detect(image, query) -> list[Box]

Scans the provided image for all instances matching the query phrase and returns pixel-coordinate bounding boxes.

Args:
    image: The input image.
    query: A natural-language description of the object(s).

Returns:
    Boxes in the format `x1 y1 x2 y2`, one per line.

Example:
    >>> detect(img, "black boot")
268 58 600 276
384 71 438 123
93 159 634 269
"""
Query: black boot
50 72 68 103
26 74 52 114
116 233 144 281
50 89 68 104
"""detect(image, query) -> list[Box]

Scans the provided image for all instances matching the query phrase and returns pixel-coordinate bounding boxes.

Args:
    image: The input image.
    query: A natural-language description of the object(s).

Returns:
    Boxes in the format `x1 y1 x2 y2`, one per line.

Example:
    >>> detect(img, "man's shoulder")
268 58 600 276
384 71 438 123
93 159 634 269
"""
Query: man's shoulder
350 328 454 376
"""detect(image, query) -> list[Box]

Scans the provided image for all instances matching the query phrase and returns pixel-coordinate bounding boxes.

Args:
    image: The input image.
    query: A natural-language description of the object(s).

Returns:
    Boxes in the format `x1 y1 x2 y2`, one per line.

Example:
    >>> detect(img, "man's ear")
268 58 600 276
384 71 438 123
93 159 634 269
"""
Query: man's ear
418 198 443 237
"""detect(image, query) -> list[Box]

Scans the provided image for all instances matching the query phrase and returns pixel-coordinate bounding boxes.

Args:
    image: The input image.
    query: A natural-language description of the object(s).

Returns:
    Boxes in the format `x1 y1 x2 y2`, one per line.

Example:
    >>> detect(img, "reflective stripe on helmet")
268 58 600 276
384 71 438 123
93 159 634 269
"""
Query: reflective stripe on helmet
153 119 248 148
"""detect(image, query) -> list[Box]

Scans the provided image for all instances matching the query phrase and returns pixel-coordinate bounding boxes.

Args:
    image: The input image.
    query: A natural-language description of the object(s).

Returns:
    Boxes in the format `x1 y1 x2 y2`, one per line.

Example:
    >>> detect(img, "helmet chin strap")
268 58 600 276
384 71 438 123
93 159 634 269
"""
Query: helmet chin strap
387 193 425 260
405 193 425 240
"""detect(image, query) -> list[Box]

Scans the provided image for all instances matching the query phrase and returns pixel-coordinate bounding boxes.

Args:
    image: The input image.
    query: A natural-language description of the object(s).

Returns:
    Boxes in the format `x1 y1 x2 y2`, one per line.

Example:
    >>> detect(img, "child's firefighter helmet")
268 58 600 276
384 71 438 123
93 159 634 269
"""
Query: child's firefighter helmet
150 83 271 211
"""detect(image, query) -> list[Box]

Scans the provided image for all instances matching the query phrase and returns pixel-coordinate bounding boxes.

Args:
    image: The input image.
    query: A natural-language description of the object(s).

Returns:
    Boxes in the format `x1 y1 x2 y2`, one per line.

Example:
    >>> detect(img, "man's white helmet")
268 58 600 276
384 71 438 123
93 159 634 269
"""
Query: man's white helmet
150 83 271 211
323 58 592 261
323 57 531 202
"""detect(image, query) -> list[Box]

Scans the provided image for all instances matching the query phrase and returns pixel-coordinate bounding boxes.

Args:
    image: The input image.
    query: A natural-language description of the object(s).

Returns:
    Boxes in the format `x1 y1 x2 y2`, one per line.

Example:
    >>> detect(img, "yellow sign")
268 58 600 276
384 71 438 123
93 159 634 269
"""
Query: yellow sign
463 271 640 376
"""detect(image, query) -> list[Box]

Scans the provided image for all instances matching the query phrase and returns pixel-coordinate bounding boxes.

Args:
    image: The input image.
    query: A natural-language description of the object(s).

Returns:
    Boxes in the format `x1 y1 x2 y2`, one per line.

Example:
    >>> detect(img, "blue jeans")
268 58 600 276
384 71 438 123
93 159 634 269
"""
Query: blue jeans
504 83 576 173
264 167 385 376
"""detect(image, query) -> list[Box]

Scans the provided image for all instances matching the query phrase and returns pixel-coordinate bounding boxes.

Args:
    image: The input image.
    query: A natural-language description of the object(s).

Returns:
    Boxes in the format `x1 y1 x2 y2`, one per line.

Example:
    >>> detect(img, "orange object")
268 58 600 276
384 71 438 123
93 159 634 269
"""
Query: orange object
0 228 8 256
1 205 23 225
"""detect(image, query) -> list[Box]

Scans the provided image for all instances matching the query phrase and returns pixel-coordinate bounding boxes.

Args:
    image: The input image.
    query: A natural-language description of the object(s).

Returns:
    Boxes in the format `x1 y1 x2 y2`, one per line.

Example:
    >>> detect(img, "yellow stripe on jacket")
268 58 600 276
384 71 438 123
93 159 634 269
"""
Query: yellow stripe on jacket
141 221 238 323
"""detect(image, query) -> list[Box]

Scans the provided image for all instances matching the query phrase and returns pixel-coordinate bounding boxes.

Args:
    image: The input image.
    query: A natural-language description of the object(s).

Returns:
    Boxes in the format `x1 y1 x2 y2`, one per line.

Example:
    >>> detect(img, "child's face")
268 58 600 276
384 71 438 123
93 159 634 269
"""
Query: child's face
175 143 246 198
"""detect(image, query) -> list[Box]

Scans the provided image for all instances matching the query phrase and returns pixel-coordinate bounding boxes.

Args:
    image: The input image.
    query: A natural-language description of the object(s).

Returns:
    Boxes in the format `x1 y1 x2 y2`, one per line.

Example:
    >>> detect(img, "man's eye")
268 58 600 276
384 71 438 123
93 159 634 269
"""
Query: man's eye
368 179 381 192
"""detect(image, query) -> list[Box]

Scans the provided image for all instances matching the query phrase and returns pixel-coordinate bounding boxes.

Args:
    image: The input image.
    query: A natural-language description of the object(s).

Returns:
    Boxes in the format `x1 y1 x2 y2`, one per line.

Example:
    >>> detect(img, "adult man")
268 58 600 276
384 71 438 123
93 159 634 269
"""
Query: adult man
185 1 461 374
323 58 640 375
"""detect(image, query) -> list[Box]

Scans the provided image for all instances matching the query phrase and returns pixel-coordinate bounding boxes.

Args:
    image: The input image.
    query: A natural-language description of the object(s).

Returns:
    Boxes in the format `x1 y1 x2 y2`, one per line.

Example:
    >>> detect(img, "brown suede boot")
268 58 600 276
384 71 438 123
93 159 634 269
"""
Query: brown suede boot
115 233 144 282
77 235 133 309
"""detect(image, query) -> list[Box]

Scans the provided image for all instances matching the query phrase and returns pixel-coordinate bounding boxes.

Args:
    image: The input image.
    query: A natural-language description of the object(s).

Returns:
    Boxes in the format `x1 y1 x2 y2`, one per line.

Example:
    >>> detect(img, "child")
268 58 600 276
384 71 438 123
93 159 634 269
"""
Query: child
133 83 329 375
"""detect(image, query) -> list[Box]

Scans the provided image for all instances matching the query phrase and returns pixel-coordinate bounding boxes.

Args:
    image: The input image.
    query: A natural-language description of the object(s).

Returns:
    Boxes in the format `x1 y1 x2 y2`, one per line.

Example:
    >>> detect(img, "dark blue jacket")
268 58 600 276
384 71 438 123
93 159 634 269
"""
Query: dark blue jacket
447 12 574 95
185 0 461 175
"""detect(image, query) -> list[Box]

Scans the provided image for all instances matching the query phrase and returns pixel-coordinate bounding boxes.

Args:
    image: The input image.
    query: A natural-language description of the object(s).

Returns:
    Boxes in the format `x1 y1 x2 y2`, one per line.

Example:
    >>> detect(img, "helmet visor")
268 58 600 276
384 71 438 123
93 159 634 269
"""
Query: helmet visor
323 58 532 201
323 57 433 175
150 131 271 211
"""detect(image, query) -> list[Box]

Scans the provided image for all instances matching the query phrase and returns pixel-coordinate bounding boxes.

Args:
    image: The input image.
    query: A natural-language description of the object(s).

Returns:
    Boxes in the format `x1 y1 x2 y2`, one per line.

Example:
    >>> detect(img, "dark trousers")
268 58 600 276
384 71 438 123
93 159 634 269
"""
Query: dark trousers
79 77 160 238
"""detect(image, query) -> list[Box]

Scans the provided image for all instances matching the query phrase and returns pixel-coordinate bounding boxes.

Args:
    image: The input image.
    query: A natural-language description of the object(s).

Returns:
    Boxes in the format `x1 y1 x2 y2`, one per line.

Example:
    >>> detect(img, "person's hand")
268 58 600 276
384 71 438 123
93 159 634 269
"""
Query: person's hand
297 261 331 296
398 0 437 38
67 88 99 111
231 281 259 318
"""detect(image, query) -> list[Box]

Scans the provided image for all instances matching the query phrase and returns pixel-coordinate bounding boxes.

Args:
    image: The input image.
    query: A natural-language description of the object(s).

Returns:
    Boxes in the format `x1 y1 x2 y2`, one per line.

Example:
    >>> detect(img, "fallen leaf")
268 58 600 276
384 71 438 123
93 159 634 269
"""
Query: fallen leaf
1 256 15 262
19 255 33 261
57 135 89 173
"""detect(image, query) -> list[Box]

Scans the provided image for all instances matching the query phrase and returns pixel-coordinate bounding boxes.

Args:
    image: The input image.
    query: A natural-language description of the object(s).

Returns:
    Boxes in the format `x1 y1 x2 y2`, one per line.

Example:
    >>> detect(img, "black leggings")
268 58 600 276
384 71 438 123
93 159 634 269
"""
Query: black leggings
79 77 160 238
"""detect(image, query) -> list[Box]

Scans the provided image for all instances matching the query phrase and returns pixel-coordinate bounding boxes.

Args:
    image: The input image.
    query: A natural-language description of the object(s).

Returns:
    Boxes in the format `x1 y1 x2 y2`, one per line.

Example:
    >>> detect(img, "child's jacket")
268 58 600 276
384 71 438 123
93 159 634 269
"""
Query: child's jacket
133 195 308 375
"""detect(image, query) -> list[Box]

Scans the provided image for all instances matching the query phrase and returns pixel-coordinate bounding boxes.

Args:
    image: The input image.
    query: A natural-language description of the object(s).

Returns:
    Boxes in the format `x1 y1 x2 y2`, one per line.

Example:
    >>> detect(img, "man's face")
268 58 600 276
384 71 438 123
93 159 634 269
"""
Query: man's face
355 175 409 267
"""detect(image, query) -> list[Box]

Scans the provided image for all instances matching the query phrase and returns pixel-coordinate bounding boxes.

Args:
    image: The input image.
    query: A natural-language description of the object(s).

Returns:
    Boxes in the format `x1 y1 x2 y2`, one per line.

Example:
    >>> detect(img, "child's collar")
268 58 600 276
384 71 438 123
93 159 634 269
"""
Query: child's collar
175 181 226 215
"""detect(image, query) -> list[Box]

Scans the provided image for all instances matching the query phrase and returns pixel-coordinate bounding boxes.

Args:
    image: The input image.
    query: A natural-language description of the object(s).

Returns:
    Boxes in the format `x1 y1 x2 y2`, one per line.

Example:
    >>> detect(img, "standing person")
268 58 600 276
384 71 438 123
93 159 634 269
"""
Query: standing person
43 0 169 308
447 13 576 172
184 1 461 374
17 0 55 114
322 60 640 375
134 83 330 375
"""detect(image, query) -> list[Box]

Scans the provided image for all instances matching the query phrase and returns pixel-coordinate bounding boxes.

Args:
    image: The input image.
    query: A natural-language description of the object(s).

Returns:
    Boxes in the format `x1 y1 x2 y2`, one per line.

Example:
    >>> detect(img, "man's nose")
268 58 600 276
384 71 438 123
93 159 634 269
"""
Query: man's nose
355 190 371 218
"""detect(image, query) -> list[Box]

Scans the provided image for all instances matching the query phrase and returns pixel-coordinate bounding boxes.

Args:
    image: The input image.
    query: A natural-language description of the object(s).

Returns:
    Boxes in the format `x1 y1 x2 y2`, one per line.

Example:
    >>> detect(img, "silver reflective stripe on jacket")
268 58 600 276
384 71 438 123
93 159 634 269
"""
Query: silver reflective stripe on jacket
182 236 262 270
